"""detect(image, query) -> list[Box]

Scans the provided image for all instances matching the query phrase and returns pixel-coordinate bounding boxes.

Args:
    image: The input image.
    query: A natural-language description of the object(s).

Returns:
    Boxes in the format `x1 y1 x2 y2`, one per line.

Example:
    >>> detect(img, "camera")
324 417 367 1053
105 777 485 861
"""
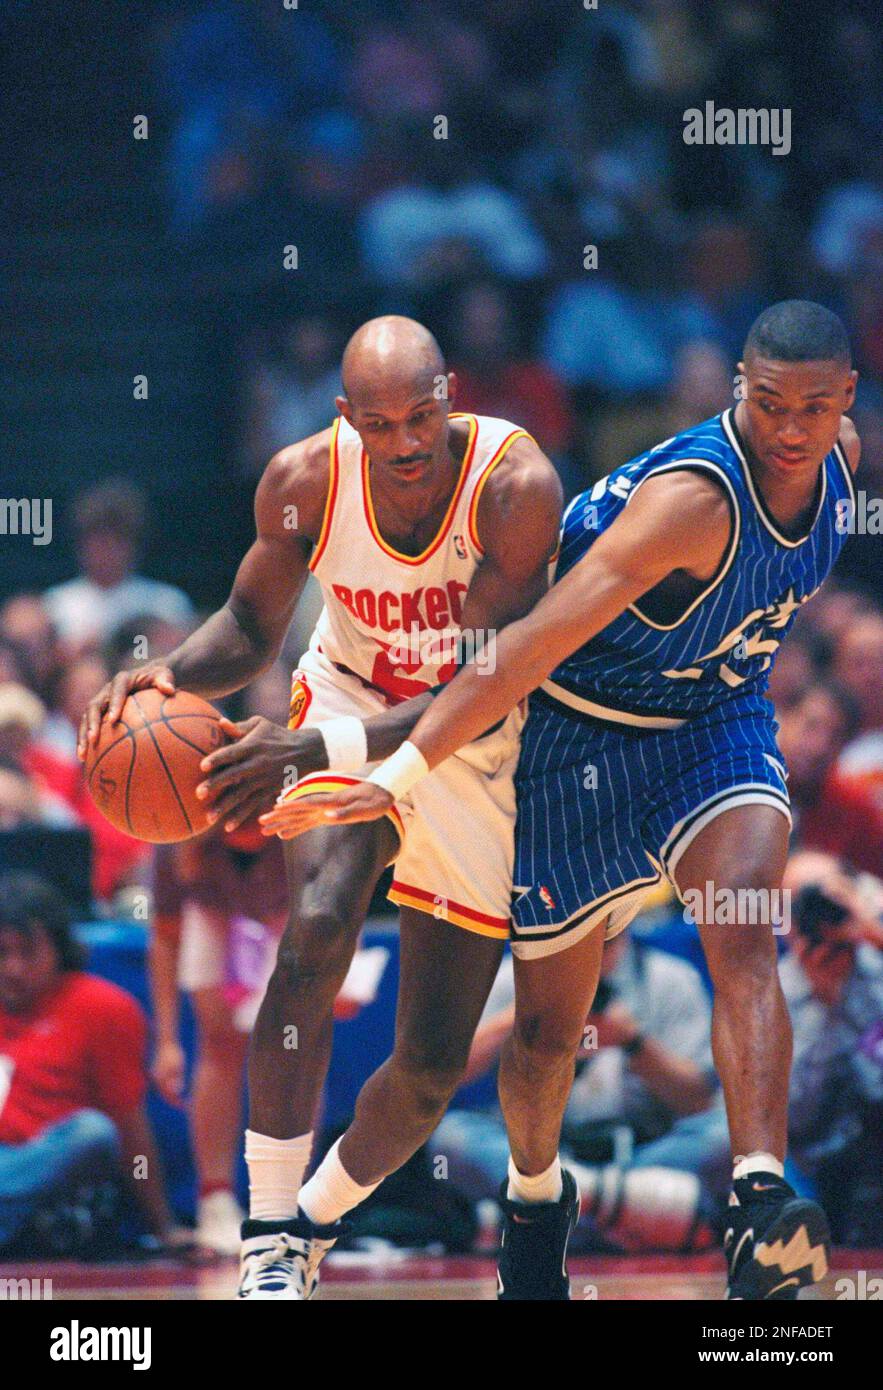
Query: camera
793 883 850 946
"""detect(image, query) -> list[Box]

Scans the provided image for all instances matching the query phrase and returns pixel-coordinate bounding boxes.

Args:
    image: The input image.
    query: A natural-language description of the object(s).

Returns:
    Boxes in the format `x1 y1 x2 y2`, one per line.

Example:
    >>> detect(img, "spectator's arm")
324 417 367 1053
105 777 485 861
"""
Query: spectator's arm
114 1103 177 1239
148 914 188 1107
626 1035 714 1116
149 914 182 1048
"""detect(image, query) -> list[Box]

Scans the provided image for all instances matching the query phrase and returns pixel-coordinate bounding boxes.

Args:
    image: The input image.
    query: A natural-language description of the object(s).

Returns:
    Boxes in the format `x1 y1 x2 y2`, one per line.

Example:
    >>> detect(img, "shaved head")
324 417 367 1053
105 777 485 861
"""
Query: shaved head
341 316 445 405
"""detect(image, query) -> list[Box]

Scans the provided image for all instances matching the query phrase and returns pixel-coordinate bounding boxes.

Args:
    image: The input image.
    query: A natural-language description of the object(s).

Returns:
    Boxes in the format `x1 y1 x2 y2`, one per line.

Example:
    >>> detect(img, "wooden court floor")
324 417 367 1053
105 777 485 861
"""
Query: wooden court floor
3 1250 880 1300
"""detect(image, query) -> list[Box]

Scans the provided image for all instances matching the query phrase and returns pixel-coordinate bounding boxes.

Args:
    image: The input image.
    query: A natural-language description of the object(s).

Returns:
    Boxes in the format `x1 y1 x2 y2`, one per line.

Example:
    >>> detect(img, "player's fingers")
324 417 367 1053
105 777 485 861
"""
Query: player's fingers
105 673 135 728
195 757 249 794
222 793 272 833
323 802 384 824
258 795 335 835
324 787 392 822
198 740 250 775
205 784 266 823
273 809 332 839
140 665 176 696
85 686 112 746
260 791 338 821
214 717 241 739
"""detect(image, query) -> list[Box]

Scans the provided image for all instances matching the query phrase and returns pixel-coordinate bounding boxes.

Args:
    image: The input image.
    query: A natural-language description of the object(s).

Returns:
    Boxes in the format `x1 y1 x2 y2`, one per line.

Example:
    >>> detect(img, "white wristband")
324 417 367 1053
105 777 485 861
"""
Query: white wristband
367 741 430 802
317 716 368 773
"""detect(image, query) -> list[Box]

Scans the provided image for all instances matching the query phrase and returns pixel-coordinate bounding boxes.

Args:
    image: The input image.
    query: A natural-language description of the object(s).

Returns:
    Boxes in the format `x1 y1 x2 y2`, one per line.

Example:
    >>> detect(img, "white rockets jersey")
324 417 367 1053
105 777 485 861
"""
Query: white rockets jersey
306 412 532 705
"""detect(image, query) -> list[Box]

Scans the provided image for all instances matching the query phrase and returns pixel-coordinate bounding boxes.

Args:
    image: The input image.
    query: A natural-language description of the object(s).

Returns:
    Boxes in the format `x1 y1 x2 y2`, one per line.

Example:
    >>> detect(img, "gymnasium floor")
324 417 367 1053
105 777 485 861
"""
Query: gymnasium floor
4 1249 881 1300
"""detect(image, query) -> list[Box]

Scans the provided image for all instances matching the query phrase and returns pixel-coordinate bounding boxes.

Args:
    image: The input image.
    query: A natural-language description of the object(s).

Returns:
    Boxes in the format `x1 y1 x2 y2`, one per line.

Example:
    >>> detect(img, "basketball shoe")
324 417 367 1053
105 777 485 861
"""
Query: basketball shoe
496 1168 580 1300
237 1215 343 1300
725 1172 830 1300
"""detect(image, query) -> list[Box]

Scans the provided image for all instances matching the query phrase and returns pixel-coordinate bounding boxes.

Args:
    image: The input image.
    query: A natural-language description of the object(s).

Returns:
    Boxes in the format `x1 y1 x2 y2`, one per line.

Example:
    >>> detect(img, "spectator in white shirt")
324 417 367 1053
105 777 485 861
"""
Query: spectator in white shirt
44 481 194 653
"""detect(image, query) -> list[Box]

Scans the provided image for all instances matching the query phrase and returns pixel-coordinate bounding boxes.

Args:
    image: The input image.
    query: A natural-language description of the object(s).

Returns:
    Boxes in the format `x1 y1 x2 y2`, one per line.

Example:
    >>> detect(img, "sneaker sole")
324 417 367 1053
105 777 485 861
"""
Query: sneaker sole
728 1199 831 1301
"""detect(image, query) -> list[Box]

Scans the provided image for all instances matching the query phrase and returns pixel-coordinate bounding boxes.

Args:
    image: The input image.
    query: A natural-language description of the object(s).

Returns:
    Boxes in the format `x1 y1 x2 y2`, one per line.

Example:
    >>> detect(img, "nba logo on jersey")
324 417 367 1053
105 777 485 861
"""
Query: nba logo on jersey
453 533 467 560
539 885 556 911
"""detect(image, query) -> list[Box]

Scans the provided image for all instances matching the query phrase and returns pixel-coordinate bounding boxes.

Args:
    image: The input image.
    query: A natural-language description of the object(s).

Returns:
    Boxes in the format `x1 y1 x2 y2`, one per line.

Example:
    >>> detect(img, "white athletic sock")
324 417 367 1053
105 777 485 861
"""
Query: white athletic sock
245 1129 313 1221
298 1137 382 1226
507 1154 563 1204
732 1151 785 1182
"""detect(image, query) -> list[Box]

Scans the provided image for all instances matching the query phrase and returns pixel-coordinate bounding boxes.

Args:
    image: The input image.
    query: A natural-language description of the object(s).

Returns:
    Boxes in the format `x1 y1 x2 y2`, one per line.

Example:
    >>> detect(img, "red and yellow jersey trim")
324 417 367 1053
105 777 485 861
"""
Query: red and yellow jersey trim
360 413 478 567
387 878 510 939
308 418 341 573
277 772 405 847
466 428 534 555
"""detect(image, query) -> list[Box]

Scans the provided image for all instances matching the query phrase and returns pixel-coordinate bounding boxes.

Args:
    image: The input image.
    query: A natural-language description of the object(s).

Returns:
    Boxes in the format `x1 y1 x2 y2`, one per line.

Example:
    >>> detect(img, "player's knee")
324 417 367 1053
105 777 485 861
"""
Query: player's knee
393 1047 468 1121
511 1012 580 1074
272 909 357 996
695 870 782 997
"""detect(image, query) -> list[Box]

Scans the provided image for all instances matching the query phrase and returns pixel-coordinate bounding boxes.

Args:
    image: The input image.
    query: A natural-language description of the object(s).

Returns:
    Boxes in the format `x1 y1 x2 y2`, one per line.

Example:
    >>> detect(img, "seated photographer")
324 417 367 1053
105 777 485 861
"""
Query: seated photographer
0 872 185 1255
780 851 883 1244
433 931 730 1251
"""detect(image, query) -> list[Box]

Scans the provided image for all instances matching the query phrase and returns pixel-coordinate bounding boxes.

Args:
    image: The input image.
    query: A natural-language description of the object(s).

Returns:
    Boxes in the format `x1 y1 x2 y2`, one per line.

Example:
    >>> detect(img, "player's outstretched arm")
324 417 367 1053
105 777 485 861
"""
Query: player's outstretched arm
403 469 732 770
260 468 731 835
79 438 329 758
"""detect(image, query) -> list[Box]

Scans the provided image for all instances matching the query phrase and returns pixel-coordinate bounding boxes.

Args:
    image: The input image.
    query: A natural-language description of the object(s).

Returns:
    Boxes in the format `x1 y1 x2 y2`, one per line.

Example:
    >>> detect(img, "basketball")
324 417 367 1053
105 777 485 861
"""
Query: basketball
84 688 228 843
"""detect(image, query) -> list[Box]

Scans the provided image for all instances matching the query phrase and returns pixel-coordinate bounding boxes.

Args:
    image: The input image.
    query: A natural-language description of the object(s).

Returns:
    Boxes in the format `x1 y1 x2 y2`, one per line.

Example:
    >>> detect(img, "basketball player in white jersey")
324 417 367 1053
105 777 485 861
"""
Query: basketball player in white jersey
80 316 563 1297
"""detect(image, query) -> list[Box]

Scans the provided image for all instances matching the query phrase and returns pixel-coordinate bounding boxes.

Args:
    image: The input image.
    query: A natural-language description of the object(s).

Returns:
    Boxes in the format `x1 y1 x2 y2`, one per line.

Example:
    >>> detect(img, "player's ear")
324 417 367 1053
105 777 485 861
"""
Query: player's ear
444 371 458 408
336 395 353 425
844 370 858 408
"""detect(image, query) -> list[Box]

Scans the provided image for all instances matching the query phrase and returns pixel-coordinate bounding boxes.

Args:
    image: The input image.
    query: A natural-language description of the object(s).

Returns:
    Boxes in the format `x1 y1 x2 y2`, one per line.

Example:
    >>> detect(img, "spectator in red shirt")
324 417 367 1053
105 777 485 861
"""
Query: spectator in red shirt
777 679 883 877
0 873 180 1254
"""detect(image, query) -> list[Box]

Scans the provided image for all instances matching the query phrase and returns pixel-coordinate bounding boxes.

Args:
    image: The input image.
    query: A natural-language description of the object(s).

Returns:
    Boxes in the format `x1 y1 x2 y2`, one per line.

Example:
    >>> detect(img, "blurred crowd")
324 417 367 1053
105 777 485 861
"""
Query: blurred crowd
148 0 883 539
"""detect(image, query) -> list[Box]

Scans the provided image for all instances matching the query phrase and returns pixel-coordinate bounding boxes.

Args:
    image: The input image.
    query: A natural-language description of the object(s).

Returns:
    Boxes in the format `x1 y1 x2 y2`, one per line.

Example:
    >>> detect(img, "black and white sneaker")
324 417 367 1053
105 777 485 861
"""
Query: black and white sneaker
496 1168 580 1301
237 1215 342 1300
725 1173 830 1301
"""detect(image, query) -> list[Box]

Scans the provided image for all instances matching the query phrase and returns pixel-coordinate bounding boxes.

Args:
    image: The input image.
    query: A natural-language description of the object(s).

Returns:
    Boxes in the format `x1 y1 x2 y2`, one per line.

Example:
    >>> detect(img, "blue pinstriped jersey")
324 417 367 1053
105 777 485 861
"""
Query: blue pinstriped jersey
543 408 855 727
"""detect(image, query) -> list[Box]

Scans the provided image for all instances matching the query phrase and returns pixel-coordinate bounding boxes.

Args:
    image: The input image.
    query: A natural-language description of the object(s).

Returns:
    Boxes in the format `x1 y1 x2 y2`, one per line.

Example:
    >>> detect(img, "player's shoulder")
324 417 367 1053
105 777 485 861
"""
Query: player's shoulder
838 414 860 473
634 461 734 521
476 432 563 529
255 424 336 540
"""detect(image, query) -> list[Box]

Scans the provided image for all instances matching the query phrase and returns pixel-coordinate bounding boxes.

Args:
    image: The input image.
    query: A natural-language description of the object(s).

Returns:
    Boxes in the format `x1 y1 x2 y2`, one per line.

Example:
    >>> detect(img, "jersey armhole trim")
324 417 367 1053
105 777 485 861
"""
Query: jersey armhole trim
467 428 536 555
308 418 341 573
833 440 857 507
624 459 741 632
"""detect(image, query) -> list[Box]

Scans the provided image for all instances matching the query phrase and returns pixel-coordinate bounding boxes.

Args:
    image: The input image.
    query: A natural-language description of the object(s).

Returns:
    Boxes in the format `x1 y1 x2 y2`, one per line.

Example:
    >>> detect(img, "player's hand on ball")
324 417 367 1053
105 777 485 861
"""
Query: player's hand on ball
196 717 325 832
259 781 394 840
78 661 176 760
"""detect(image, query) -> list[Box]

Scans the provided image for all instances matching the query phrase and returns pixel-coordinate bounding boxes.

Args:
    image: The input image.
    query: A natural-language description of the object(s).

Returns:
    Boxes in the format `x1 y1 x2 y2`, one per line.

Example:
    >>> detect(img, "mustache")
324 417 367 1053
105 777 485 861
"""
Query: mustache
390 454 432 467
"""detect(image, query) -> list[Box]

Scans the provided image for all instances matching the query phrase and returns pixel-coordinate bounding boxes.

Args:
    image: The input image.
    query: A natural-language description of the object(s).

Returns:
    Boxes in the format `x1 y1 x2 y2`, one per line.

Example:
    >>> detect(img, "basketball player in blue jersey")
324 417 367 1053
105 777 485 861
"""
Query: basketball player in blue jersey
268 301 861 1300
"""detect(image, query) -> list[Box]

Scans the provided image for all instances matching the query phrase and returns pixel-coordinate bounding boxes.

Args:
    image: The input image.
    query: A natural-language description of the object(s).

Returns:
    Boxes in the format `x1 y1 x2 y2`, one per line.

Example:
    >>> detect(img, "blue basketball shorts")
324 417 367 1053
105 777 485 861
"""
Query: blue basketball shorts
511 689 791 959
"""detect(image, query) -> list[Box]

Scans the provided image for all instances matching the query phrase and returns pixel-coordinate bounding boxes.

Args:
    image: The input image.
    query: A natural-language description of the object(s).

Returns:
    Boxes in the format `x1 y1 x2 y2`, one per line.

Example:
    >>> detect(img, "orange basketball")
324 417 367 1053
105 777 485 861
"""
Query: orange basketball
85 688 229 843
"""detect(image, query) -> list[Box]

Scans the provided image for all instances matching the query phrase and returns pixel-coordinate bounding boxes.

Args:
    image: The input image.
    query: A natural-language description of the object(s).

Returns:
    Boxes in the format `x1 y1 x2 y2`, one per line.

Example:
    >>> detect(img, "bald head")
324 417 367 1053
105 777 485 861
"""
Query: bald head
341 316 445 405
